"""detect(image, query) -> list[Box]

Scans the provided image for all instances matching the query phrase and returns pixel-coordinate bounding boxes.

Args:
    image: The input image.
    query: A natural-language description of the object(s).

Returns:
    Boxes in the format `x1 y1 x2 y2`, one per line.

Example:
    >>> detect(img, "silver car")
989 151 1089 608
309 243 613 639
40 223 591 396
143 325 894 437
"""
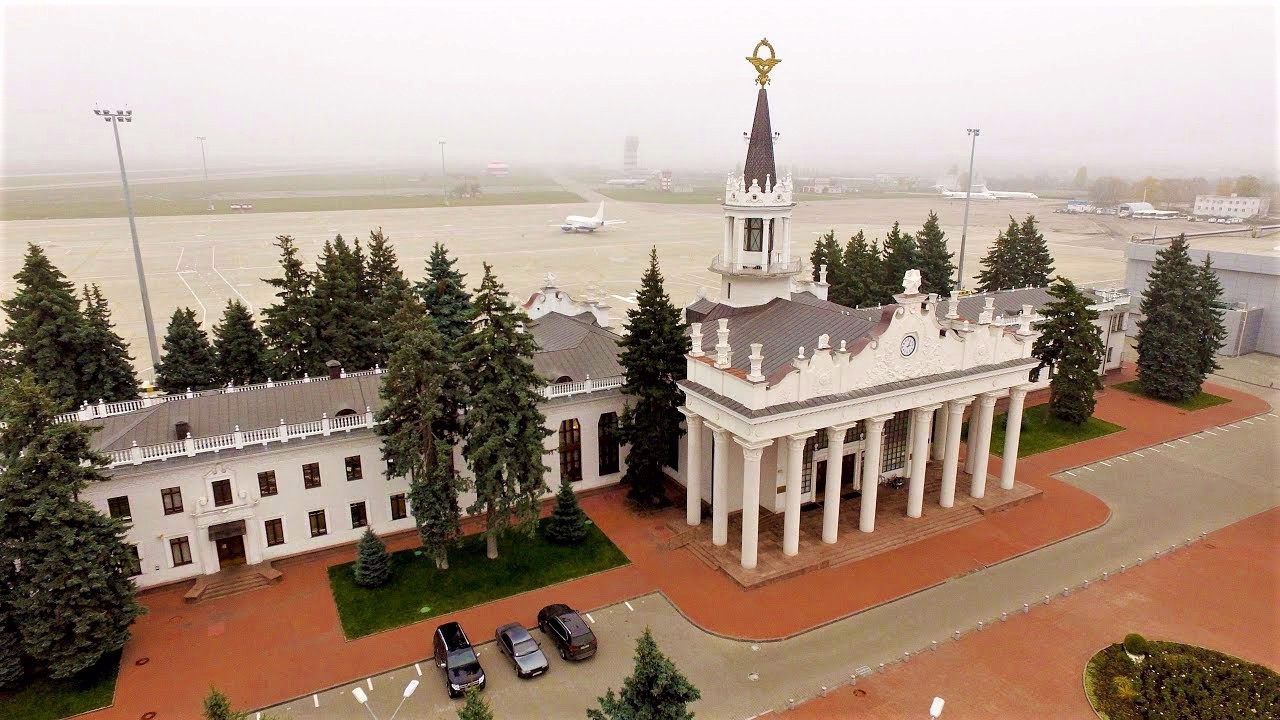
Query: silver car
495 622 550 679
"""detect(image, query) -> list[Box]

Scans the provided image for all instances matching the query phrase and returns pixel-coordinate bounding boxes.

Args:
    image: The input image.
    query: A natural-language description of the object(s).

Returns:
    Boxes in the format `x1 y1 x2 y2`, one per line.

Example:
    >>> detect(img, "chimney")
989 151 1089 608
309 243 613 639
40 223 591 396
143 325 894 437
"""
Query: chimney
326 359 342 379
174 420 190 441
690 322 704 356
714 318 732 369
818 263 829 284
945 294 960 320
979 296 995 324
748 343 765 382
1018 304 1035 335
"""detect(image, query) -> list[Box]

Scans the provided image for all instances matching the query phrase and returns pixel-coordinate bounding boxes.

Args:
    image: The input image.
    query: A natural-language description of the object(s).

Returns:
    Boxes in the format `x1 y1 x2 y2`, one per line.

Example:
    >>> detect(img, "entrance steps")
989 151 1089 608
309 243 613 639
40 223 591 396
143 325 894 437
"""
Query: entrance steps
184 561 281 603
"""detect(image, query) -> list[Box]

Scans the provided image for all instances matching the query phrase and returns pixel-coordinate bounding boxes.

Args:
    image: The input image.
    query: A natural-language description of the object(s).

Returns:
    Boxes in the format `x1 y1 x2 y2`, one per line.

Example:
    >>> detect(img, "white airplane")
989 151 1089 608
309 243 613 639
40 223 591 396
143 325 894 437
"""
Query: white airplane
605 178 647 187
937 185 996 201
553 202 627 233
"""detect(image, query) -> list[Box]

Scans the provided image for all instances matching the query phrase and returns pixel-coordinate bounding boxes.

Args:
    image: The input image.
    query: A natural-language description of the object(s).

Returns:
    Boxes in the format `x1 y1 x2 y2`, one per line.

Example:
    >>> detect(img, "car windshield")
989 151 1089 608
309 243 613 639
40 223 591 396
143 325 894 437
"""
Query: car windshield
448 648 478 667
570 632 594 646
513 639 539 656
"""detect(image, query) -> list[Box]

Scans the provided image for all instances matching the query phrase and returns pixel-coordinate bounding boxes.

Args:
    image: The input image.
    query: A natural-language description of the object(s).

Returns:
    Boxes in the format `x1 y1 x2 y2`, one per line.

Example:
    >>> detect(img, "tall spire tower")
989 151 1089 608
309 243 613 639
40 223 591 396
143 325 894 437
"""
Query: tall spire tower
712 38 811 308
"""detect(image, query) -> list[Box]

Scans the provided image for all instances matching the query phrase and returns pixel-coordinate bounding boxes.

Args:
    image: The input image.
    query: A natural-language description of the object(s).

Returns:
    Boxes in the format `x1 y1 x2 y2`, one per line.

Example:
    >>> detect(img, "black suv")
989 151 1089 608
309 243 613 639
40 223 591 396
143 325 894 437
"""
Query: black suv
537 603 597 661
433 621 486 698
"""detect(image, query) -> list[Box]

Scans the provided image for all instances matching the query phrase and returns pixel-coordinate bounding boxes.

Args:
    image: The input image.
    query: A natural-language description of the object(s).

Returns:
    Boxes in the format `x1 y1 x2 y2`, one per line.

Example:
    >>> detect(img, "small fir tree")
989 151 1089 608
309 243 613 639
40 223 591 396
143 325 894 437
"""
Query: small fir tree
587 628 701 720
618 248 689 507
808 230 840 282
915 211 956 296
353 528 391 588
312 235 375 372
76 284 141 403
1032 277 1104 424
365 228 414 364
1192 255 1228 380
260 235 319 378
1014 215 1054 288
545 478 590 545
212 300 269 387
457 687 495 720
0 243 87 406
879 221 921 299
1135 235 1205 402
460 264 550 559
154 307 219 393
416 242 474 349
202 686 248 720
975 217 1021 293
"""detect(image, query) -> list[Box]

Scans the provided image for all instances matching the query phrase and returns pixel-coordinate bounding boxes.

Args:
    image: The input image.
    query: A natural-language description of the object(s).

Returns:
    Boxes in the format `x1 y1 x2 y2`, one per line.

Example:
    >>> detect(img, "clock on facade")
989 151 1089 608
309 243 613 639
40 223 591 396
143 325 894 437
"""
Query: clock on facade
900 335 917 357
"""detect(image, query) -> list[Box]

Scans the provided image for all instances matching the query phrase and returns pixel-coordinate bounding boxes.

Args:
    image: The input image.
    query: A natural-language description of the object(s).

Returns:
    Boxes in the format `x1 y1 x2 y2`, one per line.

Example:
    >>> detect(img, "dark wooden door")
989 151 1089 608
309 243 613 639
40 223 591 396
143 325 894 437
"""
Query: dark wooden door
216 535 246 568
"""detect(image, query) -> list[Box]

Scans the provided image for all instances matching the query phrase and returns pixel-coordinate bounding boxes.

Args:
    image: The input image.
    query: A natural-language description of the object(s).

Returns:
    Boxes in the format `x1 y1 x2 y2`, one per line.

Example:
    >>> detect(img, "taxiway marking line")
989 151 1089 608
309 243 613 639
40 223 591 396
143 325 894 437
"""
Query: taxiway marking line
176 270 209 324
174 245 185 270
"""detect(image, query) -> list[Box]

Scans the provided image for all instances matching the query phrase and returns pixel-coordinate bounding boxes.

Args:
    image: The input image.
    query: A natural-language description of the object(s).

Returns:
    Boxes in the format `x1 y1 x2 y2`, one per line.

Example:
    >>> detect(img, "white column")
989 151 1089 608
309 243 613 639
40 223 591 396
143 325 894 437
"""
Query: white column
822 424 854 543
783 432 814 556
859 415 893 533
907 405 940 518
710 424 729 546
940 397 972 508
1000 386 1031 490
737 437 771 569
931 405 949 461
682 411 704 526
969 394 998 499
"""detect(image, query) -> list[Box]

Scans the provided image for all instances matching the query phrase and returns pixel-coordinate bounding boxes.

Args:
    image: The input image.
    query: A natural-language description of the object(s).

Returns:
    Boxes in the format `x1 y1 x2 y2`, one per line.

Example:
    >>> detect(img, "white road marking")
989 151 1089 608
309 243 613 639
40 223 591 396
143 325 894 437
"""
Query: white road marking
1202 429 1219 436
366 678 372 690
312 694 319 707
415 663 422 676
175 270 209 324
1178 438 1191 444
1230 424 1245 429
1132 451 1145 458
213 265 255 311
1117 456 1129 462
1099 460 1112 467
1267 413 1277 418
585 613 595 624
174 245 185 270
1065 470 1077 477
1083 466 1095 472
625 601 634 612
1163 443 1176 449
1242 419 1256 425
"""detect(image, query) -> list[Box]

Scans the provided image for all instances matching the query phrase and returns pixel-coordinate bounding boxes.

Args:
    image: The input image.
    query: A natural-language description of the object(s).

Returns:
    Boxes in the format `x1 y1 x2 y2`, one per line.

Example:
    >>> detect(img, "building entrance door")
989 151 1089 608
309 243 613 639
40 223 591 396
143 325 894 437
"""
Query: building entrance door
842 450 862 493
216 535 246 569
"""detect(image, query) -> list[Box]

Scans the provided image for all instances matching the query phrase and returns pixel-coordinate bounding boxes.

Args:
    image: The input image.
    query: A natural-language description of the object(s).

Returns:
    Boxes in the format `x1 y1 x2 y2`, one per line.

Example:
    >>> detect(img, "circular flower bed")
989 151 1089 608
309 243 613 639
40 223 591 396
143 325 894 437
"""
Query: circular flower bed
1085 634 1280 720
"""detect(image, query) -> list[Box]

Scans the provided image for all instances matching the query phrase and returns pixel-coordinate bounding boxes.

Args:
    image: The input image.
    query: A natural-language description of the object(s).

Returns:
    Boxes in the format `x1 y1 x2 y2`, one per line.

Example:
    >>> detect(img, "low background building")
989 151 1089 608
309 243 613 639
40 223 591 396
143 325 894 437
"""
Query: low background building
1193 194 1271 220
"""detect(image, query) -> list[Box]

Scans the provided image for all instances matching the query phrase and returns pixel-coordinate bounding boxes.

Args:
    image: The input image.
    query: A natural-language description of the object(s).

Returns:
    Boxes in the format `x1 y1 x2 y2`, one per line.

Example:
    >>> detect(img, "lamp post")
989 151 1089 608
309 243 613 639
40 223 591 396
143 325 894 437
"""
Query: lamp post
195 136 213 211
930 696 946 719
438 139 448 205
94 107 160 380
351 679 418 720
955 128 980 292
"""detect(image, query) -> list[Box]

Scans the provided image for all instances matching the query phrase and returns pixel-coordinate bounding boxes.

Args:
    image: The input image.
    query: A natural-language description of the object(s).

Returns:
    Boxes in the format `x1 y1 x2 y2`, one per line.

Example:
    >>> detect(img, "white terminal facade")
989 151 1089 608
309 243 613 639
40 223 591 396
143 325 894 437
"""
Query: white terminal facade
1193 194 1271 219
72 58 1131 590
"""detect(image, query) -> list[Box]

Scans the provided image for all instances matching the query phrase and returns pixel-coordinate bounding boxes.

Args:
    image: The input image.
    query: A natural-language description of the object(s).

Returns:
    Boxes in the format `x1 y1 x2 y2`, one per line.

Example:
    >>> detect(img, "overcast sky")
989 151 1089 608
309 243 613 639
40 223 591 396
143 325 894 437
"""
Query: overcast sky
3 1 1277 179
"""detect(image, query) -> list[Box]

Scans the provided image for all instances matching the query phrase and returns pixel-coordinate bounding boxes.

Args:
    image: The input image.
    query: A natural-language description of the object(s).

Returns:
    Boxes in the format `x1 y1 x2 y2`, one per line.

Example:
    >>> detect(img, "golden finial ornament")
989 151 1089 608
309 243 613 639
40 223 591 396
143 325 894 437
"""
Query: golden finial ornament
746 38 780 87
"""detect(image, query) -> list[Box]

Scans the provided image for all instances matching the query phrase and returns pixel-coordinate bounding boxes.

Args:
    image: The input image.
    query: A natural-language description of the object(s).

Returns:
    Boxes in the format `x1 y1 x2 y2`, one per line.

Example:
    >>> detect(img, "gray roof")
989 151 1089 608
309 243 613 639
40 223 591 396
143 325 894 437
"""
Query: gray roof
526 312 624 382
743 88 777 189
936 286 1121 324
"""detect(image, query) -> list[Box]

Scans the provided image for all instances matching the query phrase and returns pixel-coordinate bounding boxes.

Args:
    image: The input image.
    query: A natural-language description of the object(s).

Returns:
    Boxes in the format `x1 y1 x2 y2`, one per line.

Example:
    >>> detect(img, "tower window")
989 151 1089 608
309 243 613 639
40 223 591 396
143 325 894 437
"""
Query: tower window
744 218 764 252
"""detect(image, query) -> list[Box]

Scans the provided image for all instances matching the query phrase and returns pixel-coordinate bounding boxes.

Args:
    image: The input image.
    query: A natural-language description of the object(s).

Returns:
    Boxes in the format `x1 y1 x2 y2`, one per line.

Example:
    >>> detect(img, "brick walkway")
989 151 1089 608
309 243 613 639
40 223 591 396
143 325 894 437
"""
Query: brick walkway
79 370 1270 718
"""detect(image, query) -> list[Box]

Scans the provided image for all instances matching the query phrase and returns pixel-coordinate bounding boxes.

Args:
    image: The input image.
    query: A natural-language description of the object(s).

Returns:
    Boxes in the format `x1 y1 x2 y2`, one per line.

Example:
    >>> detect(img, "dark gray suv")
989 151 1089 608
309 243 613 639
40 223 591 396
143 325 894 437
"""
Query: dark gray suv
537 603 597 661
433 621 486 698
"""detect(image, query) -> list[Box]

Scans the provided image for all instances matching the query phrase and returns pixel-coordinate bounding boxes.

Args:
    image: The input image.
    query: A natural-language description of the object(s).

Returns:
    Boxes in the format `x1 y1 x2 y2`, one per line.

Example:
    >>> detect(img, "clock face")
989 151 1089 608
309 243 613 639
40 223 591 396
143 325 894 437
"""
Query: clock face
900 335 917 357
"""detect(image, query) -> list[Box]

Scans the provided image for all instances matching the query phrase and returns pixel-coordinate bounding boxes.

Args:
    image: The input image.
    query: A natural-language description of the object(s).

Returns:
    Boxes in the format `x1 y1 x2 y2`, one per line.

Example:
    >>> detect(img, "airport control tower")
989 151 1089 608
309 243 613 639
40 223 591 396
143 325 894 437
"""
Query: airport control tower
623 135 639 175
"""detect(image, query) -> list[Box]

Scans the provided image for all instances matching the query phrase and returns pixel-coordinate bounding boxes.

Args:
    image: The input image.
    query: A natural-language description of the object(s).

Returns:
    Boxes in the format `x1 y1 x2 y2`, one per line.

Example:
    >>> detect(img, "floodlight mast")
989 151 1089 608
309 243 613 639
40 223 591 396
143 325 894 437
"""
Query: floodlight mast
94 107 160 381
196 136 213 210
955 128 980 293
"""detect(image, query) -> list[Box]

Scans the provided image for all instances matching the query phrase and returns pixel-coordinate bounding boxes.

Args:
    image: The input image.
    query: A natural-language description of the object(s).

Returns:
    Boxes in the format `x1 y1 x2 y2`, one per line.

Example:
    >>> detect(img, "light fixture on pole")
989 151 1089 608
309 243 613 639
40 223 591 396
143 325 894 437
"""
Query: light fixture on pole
94 107 161 381
955 128 980 292
350 679 419 720
930 696 945 719
438 139 448 205
196 136 213 211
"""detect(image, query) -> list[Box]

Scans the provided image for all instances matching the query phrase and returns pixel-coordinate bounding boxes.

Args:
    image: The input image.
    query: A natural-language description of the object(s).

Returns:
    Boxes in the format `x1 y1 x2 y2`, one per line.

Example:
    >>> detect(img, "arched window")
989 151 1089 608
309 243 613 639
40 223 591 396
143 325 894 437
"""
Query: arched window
598 412 619 475
555 375 573 384
559 418 582 483
744 218 764 252
335 408 357 417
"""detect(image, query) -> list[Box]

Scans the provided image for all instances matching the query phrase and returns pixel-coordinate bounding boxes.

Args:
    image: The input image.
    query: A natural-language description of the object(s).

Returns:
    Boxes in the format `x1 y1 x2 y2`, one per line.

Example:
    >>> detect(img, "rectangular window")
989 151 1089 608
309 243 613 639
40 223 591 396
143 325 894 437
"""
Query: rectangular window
258 470 278 497
814 428 829 450
345 455 363 482
559 418 583 483
107 495 131 519
801 436 816 494
303 462 322 489
264 518 285 547
845 422 865 444
308 509 328 537
161 487 184 515
211 479 233 507
880 411 910 473
744 218 764 252
125 545 142 577
1106 347 1115 365
390 493 407 521
169 536 193 566
350 501 368 528
598 412 620 475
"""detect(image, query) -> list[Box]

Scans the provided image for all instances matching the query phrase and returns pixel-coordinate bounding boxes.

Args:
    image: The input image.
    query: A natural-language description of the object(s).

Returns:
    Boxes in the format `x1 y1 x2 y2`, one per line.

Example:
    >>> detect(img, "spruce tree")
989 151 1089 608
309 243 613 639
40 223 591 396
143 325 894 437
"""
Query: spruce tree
1032 277 1104 424
1014 215 1054 288
413 443 464 570
260 235 318 378
0 373 145 680
824 233 855 308
545 478 590 545
879 221 921 299
365 228 413 364
1192 255 1228 379
1135 235 1204 402
0 243 87 407
312 235 375 372
154 307 219 394
808 230 840 282
975 217 1021 293
0 561 22 688
915 211 956 297
76 284 141 403
460 264 550 559
458 687 495 720
416 242 474 349
202 686 248 720
353 528 391 588
618 248 689 507
587 628 701 720
212 300 269 387
836 232 885 308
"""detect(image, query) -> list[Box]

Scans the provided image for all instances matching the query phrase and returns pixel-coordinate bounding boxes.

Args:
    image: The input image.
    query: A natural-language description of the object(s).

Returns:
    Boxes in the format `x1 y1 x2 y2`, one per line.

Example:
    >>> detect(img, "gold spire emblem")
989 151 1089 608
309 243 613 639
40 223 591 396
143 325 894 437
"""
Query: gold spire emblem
746 38 780 87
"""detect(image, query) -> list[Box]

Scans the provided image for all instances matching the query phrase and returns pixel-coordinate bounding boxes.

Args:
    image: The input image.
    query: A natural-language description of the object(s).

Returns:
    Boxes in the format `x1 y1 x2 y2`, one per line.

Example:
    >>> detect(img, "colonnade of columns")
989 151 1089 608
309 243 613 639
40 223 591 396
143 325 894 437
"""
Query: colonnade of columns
681 384 1033 570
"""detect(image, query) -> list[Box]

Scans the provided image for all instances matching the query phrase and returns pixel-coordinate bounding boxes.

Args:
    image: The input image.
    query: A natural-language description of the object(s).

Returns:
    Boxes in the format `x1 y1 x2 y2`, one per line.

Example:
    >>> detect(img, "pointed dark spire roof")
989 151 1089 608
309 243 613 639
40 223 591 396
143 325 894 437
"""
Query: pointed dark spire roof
743 88 776 190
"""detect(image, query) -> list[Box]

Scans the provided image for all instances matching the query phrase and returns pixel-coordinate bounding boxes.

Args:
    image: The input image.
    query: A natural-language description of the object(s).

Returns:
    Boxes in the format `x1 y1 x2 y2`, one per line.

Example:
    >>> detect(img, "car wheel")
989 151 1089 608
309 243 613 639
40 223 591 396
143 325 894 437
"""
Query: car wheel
560 647 568 660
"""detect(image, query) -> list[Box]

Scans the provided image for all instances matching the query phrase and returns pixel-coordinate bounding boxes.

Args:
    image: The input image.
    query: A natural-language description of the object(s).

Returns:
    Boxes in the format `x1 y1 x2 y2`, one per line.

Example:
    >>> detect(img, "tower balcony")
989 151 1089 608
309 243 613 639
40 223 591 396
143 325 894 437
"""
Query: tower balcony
724 171 794 208
710 252 801 277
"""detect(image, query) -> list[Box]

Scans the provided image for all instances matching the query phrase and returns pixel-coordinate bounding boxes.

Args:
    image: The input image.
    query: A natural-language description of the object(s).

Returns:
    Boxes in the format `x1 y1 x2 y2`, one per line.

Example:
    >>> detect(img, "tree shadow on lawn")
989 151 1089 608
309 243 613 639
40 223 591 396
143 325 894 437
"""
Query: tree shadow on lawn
0 649 121 720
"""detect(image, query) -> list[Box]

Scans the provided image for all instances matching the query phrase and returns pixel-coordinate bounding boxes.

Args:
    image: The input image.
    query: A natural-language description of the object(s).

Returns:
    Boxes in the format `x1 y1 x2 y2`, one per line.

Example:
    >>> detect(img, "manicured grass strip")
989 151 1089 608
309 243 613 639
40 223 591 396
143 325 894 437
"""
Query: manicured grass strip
328 518 629 639
0 650 120 720
1113 380 1230 411
989 403 1124 458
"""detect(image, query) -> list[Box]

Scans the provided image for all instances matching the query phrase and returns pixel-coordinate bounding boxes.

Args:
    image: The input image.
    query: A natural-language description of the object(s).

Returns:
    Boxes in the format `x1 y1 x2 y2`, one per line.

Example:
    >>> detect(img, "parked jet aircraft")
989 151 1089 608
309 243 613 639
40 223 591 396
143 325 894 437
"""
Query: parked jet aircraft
936 184 1038 200
553 202 627 233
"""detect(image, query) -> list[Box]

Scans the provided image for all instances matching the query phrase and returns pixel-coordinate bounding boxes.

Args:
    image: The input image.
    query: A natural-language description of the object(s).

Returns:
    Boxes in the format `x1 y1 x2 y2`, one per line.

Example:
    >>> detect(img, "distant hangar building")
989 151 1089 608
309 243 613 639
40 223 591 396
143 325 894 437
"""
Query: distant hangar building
1193 194 1271 220
486 161 510 177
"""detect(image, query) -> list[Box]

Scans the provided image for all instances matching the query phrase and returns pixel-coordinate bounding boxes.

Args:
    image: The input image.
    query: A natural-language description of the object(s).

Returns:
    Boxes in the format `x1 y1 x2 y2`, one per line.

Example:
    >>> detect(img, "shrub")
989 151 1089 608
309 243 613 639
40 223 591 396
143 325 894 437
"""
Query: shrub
1112 675 1139 701
353 529 391 588
545 479 590 545
1123 633 1149 656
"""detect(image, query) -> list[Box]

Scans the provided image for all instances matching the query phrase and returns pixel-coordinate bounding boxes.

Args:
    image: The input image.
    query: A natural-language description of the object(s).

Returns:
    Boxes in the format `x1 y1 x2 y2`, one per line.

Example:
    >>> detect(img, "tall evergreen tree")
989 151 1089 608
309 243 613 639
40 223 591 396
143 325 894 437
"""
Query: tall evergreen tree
0 244 86 406
838 233 887 308
1192 256 1228 378
76 284 141 403
809 230 841 282
1135 236 1213 402
416 242 474 349
364 228 413 364
154 307 219 394
353 528 391 588
618 248 689 507
260 235 318 378
915 211 956 297
0 373 145 680
458 687 495 720
1032 277 1104 424
879 221 921 300
975 217 1021 293
312 235 375 372
460 264 550 559
587 628 701 720
1014 215 1054 288
0 560 22 688
212 300 269 387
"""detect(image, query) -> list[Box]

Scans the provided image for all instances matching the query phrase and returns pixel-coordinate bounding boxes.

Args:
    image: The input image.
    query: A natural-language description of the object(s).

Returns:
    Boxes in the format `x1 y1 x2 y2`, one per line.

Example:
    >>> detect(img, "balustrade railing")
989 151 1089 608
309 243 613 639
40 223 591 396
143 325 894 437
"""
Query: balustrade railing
542 374 626 399
708 253 802 275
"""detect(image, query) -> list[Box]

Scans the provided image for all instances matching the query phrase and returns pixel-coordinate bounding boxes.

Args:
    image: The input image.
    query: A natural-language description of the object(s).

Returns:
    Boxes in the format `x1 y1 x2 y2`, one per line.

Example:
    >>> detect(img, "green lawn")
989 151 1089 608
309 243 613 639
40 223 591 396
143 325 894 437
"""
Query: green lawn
0 651 120 720
1113 380 1231 411
989 403 1125 458
328 518 629 639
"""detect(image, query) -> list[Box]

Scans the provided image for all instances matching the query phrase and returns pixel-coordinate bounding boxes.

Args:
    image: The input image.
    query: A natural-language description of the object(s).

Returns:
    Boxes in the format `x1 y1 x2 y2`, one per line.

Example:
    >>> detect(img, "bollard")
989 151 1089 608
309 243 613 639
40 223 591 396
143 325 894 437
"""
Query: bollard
878 663 886 673
1083 580 1089 589
977 621 984 631
787 698 795 711
1001 611 1008 622
1063 586 1070 597
1200 531 1207 539
1120 563 1126 573
1185 537 1193 546
1102 571 1109 581
1154 550 1161 558
953 630 961 640
1023 603 1030 614
1044 594 1051 605
931 640 938 651
1136 557 1143 565
820 686 828 698
850 675 857 684
904 651 911 661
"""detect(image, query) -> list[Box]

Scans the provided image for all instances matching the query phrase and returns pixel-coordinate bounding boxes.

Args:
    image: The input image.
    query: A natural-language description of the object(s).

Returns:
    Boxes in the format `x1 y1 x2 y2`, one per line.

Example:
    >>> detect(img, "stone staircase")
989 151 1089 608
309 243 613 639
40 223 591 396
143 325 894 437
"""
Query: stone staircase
184 561 282 602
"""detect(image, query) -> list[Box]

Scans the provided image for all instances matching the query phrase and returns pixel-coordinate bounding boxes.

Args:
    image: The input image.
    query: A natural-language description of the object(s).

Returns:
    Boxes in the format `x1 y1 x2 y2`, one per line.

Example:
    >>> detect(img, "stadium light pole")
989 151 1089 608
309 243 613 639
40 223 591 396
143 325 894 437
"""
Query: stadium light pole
196 135 213 211
438 139 448 204
955 128 980 293
95 107 161 380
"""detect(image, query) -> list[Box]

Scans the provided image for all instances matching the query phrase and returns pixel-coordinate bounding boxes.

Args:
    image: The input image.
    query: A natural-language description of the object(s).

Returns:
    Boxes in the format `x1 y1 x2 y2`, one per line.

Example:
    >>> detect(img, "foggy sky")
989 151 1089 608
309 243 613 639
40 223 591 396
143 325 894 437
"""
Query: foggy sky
3 2 1277 179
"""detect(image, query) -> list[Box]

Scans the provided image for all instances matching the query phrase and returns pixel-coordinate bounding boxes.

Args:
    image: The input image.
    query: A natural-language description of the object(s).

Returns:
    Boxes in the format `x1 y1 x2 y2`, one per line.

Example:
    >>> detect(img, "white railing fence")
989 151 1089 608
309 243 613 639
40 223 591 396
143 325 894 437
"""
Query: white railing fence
542 374 626 399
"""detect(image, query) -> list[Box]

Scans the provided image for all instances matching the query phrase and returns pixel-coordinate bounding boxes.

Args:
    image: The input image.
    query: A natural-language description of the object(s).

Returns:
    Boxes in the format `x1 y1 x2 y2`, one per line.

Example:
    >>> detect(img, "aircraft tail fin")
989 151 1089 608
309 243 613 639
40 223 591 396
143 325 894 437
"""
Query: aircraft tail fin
593 201 605 222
